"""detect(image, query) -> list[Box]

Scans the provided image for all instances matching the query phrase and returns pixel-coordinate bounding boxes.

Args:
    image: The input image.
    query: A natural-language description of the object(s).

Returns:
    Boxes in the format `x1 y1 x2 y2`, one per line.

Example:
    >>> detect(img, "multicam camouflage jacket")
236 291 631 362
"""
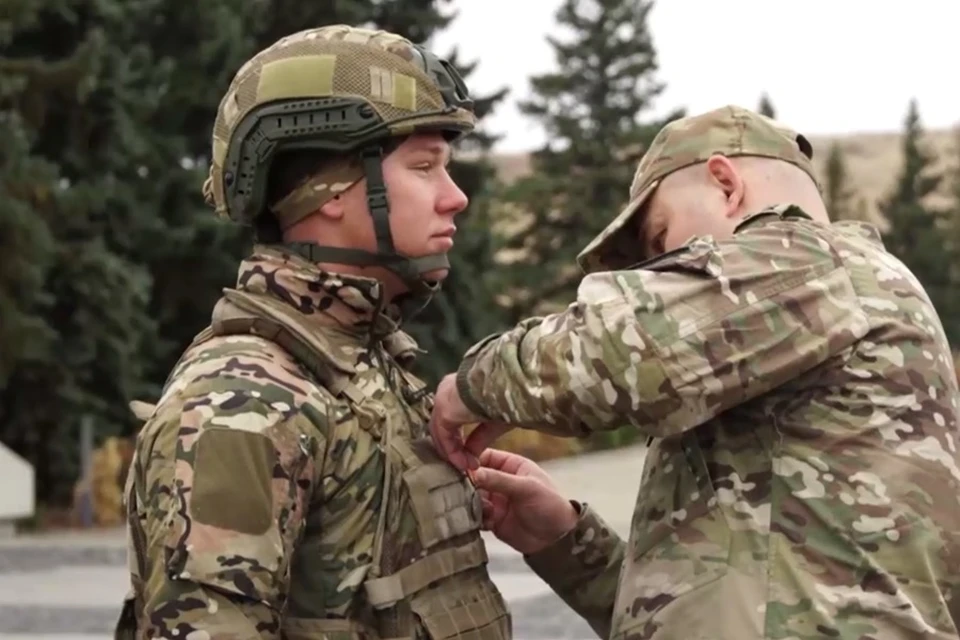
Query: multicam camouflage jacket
115 246 510 639
456 205 960 640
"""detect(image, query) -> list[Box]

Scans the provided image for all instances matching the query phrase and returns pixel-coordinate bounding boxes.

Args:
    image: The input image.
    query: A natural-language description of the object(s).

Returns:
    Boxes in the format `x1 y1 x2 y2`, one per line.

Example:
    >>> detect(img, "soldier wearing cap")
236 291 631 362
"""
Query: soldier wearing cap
430 105 960 639
115 25 512 639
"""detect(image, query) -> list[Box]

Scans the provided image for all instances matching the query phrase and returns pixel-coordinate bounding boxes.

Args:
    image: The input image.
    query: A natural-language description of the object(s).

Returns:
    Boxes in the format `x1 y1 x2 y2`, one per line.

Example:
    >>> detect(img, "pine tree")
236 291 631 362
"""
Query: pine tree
942 126 960 344
949 127 960 252
499 0 683 321
823 141 868 222
758 93 776 118
0 111 57 387
879 100 955 343
0 0 157 503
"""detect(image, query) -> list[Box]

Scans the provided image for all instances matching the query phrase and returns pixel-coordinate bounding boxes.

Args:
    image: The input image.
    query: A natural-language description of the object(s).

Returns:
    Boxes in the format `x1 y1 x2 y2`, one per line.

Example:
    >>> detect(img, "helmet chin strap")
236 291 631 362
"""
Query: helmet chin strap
282 143 451 322
359 146 451 294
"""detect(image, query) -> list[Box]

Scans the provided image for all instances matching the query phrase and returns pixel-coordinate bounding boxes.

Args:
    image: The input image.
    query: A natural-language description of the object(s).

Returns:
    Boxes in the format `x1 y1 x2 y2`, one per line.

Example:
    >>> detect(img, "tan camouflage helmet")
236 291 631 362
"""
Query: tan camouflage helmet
576 104 819 274
201 25 477 289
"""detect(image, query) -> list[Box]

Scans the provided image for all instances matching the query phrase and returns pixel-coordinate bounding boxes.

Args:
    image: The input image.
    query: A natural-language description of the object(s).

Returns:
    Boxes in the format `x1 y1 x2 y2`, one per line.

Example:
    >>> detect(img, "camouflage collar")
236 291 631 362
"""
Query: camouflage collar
235 244 407 341
738 204 887 249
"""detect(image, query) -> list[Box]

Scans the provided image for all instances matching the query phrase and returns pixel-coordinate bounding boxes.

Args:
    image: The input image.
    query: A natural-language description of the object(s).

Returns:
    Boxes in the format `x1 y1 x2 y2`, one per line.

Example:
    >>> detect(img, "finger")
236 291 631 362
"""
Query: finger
478 448 527 475
490 491 508 511
481 513 496 531
472 466 533 498
429 412 472 471
465 422 513 458
481 504 493 529
481 496 494 514
429 377 482 471
480 495 506 530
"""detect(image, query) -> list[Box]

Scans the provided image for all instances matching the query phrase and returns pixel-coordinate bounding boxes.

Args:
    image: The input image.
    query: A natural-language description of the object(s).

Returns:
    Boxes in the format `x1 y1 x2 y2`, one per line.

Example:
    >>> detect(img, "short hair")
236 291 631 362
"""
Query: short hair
266 150 334 208
256 150 340 243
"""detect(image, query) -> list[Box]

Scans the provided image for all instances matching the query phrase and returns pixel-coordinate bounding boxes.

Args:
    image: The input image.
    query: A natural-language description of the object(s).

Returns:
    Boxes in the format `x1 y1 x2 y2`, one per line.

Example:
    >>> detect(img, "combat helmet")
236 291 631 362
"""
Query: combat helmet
202 25 476 294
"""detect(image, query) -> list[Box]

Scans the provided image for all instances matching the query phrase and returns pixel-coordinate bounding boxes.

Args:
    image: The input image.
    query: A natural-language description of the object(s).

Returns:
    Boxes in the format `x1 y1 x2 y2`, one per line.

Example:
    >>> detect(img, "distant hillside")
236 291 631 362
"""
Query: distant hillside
487 128 959 227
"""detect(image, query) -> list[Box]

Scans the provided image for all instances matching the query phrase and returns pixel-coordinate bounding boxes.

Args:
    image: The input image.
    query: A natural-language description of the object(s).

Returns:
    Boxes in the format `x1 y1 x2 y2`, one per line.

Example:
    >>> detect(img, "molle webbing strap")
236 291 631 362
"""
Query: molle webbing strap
363 537 489 609
393 438 480 547
282 617 377 640
409 253 450 273
408 470 476 547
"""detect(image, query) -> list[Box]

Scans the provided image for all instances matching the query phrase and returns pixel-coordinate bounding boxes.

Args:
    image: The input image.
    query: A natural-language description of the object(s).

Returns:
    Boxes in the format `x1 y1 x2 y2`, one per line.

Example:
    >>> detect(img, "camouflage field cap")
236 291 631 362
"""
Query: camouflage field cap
576 104 818 274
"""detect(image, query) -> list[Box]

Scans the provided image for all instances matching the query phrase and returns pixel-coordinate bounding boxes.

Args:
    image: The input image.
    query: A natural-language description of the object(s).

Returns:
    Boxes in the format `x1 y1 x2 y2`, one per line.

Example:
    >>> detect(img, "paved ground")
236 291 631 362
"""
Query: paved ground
0 443 648 640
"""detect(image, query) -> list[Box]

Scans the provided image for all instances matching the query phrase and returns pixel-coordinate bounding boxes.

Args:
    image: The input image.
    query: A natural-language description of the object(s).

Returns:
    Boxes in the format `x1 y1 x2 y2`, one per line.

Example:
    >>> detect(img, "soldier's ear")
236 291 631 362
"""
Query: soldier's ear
318 195 345 221
705 154 744 217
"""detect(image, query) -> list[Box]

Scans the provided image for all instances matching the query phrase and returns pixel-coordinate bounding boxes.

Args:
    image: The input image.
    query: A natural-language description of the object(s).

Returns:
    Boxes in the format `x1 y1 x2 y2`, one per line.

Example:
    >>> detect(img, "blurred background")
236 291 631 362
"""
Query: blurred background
1 0 959 534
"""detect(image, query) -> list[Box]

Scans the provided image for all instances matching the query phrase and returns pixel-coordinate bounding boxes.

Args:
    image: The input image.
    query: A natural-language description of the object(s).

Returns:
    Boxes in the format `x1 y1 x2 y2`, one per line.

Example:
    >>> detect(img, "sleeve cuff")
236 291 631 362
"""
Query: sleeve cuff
455 353 493 420
523 501 622 587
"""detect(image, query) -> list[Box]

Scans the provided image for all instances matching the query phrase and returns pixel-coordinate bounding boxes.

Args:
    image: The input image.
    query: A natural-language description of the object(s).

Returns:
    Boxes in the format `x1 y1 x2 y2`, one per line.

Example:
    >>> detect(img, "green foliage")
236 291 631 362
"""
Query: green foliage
590 425 644 452
943 127 960 346
0 111 58 387
948 127 960 252
0 1 160 501
496 0 684 323
879 100 956 344
823 141 869 223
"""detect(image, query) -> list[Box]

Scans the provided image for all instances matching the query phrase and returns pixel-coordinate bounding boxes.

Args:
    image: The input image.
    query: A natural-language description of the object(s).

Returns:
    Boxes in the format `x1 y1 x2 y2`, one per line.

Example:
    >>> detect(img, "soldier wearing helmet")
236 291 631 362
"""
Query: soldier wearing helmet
115 26 512 639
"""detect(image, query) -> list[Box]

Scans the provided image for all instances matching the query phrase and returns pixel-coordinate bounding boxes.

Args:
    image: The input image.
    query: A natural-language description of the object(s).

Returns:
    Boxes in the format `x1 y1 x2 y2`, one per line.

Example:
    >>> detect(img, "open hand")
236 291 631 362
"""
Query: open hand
472 448 579 556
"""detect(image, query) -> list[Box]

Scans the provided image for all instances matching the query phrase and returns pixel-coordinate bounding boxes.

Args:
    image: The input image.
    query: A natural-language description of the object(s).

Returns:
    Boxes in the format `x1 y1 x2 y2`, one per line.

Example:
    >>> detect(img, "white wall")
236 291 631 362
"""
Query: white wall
0 443 35 529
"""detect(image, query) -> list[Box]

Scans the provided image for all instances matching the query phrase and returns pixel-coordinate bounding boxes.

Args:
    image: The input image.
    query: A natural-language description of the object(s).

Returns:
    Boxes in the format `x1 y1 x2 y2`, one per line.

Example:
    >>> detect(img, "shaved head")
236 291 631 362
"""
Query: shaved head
635 155 827 259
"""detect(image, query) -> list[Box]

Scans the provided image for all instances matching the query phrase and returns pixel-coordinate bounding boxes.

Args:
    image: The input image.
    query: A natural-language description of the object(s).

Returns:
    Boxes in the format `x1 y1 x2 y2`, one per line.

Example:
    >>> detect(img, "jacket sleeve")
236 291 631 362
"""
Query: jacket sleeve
139 391 326 639
523 501 625 640
456 220 870 438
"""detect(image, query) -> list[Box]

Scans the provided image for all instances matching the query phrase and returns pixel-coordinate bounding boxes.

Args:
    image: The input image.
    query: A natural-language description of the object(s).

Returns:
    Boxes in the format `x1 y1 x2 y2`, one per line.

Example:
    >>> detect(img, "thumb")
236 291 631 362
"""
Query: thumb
465 422 512 457
473 467 532 497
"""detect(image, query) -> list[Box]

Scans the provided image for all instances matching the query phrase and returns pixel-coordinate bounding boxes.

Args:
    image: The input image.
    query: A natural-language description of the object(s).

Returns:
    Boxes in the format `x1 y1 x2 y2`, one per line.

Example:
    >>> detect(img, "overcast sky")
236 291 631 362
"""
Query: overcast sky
432 0 960 153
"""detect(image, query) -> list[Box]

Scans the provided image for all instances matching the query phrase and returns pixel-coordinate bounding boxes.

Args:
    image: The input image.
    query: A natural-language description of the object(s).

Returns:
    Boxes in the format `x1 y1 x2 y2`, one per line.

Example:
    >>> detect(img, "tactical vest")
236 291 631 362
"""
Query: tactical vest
116 288 512 640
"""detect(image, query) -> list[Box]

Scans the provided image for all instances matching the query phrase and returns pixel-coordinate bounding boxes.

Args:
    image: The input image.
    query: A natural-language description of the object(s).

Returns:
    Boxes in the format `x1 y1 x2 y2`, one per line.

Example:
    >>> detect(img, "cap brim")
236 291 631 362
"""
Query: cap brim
577 179 660 274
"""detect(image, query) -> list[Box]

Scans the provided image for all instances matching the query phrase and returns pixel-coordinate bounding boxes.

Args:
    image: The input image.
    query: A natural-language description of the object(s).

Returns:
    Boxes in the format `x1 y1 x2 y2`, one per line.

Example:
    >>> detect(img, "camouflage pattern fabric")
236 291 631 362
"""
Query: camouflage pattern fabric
268 156 364 230
456 205 960 639
116 246 510 639
576 105 820 274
